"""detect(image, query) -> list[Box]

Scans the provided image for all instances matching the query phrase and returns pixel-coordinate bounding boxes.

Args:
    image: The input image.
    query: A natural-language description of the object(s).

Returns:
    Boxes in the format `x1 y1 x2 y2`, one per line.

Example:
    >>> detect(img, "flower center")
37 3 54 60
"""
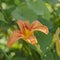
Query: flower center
22 29 32 40
25 29 32 38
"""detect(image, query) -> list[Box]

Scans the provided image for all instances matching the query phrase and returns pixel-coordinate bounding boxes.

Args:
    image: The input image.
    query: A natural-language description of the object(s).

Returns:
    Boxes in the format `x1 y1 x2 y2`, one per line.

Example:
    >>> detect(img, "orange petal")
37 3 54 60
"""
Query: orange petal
7 30 22 47
56 39 60 56
17 20 25 32
31 20 49 34
26 34 37 45
31 20 43 29
24 21 30 30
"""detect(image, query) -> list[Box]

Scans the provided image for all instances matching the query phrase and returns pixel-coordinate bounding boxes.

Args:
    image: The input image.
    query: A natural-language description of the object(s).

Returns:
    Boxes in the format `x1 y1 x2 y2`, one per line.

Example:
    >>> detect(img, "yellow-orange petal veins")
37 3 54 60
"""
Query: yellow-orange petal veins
56 39 60 56
31 20 49 34
7 30 22 47
26 34 37 45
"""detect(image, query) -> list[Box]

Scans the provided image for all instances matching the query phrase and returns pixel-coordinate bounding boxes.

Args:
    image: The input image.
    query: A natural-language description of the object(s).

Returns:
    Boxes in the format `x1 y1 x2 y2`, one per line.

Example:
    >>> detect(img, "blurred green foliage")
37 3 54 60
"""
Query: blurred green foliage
0 0 60 60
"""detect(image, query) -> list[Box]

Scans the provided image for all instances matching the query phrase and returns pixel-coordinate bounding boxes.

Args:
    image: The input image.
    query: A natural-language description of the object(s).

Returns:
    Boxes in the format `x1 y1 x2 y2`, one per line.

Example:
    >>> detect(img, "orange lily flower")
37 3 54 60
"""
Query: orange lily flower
7 20 49 47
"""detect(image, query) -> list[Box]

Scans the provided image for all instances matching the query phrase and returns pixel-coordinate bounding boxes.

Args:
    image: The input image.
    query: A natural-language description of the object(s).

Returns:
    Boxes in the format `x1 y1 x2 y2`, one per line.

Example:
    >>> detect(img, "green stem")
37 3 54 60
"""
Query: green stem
46 41 55 60
48 49 55 60
1 49 11 60
35 44 45 60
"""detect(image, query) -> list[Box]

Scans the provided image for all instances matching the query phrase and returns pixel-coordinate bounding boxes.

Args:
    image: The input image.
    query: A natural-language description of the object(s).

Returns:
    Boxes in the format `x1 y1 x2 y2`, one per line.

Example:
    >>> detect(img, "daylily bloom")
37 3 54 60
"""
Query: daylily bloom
7 20 49 47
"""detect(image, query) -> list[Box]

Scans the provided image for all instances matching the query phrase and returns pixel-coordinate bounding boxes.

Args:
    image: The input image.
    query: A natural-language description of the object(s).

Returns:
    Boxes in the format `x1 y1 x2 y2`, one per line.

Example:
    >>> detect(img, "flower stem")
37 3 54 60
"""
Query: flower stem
35 44 45 60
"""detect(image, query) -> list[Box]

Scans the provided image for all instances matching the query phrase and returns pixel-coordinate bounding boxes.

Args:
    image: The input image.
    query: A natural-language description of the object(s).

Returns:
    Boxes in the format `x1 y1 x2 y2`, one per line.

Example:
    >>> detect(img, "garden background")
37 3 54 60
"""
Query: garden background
0 0 60 60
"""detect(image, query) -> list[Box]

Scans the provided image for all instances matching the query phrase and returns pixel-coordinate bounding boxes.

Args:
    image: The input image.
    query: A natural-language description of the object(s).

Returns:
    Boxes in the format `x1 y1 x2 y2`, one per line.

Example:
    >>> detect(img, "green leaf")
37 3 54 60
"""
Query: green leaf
44 50 55 60
13 57 26 60
0 12 4 20
0 20 10 32
11 4 37 23
26 0 50 20
35 32 53 53
56 7 60 17
53 50 60 60
14 0 21 6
